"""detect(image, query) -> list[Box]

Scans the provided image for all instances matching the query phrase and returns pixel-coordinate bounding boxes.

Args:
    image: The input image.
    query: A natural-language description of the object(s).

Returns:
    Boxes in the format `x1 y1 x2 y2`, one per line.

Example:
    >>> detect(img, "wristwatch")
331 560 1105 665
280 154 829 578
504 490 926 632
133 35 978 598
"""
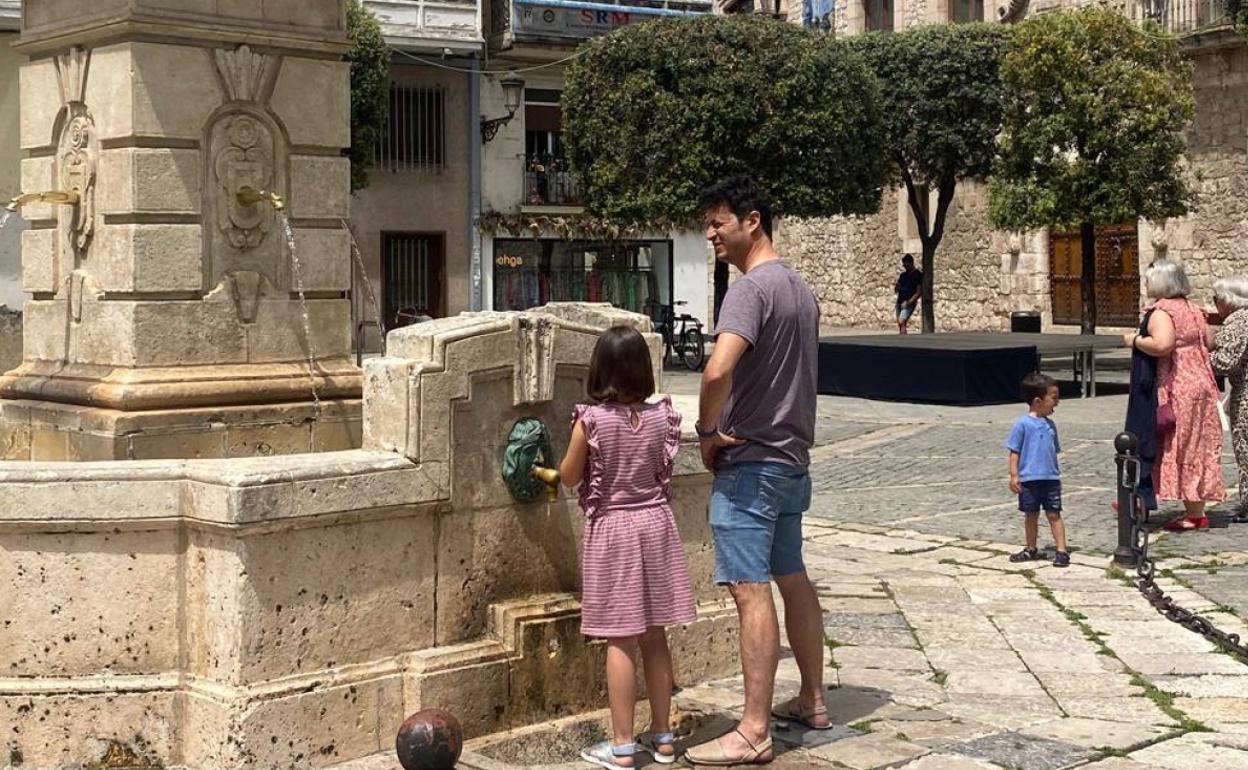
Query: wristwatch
694 421 719 439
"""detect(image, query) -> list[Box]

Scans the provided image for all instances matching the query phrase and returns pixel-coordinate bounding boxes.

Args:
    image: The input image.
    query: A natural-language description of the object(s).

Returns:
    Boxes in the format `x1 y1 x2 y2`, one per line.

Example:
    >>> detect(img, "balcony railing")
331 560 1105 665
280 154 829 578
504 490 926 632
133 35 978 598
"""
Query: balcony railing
1125 0 1238 35
524 157 581 207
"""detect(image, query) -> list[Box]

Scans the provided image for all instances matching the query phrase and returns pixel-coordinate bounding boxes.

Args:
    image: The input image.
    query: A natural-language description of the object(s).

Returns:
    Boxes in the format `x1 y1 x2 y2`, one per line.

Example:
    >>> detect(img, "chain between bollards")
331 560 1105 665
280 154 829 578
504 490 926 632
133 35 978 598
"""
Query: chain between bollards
1114 431 1248 664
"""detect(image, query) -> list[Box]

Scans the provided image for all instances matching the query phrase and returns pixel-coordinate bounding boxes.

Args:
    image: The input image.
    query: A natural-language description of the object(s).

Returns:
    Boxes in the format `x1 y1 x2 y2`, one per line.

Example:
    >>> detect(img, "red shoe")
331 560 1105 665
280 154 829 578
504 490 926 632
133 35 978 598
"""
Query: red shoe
1163 516 1208 532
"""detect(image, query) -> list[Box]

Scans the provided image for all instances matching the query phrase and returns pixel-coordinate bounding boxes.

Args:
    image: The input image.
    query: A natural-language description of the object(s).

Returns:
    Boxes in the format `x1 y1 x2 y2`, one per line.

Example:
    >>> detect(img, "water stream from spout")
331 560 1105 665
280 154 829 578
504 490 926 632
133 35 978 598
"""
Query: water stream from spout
0 210 13 233
342 219 384 356
280 212 322 417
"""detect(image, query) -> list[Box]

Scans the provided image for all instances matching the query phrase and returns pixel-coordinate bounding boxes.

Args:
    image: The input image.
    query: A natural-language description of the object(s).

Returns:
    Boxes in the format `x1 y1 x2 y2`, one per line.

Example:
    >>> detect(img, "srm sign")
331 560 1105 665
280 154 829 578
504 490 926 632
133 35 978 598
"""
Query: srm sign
513 2 656 40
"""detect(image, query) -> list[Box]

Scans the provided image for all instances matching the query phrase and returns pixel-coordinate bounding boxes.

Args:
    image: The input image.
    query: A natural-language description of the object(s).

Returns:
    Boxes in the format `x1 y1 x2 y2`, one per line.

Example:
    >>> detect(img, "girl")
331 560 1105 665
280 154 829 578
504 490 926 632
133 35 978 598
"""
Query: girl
560 326 697 769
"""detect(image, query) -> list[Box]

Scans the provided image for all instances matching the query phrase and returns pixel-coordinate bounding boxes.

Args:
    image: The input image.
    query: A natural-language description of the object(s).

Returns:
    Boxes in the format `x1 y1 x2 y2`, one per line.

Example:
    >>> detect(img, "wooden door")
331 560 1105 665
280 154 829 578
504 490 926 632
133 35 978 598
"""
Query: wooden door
1048 223 1139 327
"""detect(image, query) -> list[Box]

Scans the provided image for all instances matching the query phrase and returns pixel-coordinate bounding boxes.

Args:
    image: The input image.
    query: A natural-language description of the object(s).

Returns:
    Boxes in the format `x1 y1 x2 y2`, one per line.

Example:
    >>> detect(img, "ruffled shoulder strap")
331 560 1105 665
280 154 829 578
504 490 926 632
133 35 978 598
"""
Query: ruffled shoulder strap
656 395 682 494
571 403 599 450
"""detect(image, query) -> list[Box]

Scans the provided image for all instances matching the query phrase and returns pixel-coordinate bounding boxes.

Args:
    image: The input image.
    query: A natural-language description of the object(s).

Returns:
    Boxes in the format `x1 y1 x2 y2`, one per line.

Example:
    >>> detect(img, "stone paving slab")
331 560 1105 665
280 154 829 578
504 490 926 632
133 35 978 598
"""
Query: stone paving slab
1021 717 1176 752
1128 732 1248 769
934 731 1094 770
806 733 930 769
894 755 1000 770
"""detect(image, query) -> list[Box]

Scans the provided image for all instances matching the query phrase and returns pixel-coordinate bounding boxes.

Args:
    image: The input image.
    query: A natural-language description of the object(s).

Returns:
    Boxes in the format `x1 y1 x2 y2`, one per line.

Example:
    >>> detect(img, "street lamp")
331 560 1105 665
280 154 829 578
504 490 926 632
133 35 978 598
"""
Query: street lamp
480 72 525 143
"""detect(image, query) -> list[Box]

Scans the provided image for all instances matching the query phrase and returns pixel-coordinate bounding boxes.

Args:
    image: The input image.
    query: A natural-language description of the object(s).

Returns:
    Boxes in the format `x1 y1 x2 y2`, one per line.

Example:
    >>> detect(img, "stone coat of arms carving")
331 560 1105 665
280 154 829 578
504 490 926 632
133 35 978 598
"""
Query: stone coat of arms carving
214 114 274 251
59 110 96 253
54 46 97 256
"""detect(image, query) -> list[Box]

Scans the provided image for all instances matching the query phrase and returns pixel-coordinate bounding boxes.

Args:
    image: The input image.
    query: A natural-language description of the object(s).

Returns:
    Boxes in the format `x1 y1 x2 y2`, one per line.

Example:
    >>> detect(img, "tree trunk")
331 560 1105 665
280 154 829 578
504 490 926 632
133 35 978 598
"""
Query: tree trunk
921 242 936 334
1080 220 1096 334
900 167 955 335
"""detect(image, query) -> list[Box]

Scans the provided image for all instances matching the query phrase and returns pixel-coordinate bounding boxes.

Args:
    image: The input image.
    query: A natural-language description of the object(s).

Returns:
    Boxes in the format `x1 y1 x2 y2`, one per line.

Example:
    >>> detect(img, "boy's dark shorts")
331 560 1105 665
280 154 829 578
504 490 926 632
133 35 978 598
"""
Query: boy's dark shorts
1019 479 1062 515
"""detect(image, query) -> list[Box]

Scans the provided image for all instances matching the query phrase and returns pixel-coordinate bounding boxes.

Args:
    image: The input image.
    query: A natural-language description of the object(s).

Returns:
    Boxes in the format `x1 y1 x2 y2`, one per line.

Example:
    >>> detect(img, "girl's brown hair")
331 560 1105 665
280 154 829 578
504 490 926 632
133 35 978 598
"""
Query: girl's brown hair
587 326 655 403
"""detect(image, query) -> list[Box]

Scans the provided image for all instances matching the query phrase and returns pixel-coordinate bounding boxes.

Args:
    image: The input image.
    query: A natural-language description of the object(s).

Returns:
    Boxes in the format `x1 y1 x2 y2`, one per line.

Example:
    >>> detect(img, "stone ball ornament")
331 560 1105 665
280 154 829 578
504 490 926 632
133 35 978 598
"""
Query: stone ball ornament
396 709 464 770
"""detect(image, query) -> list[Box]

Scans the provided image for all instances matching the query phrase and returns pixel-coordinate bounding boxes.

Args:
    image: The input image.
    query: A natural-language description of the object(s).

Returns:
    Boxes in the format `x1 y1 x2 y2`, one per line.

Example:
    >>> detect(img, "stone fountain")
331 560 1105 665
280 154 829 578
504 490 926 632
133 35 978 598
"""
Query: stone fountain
0 0 361 460
0 3 741 768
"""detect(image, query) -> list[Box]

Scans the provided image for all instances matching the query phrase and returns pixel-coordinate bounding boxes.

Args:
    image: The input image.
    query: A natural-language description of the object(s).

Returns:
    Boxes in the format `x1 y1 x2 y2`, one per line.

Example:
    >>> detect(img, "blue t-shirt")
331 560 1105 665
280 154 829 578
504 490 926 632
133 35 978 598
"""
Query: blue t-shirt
1005 414 1061 482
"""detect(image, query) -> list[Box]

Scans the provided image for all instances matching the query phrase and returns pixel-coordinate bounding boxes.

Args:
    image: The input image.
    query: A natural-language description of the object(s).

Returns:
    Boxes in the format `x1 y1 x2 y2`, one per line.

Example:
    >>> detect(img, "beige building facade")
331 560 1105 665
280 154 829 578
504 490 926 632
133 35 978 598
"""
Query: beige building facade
478 0 716 330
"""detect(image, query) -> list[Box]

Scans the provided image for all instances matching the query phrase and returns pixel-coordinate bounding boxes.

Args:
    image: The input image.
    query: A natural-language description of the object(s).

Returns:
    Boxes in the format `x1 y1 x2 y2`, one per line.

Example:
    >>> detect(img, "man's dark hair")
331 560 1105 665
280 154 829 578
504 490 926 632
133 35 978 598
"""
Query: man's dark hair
697 176 773 239
587 326 655 404
1020 372 1058 405
902 253 915 264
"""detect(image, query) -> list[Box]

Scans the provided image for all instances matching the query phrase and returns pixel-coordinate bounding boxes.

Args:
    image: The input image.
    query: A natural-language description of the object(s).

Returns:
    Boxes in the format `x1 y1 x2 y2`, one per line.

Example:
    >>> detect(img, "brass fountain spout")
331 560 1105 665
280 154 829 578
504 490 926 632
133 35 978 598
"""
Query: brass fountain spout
236 186 286 212
6 189 81 212
531 465 561 502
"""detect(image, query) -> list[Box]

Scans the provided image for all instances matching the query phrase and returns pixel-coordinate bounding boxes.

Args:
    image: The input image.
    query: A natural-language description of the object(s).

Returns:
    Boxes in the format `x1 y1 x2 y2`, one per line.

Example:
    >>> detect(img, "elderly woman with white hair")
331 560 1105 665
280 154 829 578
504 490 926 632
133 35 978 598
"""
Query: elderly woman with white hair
1122 259 1225 531
1210 276 1248 523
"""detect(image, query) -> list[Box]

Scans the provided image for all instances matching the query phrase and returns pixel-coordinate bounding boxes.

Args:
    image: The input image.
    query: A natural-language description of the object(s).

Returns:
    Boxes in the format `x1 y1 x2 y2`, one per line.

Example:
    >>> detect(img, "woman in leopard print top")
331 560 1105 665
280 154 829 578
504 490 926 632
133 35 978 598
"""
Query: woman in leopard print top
1210 276 1248 523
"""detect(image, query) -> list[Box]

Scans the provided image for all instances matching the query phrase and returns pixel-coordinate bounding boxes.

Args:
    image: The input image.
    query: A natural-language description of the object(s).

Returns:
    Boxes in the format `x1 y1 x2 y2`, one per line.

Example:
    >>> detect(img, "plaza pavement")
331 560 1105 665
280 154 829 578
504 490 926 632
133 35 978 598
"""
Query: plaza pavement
652 371 1248 770
353 372 1248 770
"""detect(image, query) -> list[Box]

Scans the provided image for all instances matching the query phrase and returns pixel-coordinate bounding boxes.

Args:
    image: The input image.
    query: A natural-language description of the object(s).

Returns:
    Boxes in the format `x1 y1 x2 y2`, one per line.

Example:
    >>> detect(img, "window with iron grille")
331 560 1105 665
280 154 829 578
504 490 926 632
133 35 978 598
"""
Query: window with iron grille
383 232 443 325
375 84 445 172
864 0 893 30
949 0 983 22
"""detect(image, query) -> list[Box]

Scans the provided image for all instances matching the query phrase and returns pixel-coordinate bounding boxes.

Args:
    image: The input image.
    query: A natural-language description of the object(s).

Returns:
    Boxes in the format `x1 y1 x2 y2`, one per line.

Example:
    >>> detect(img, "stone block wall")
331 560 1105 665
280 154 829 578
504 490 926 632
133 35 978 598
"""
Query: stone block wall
1153 44 1248 301
777 183 1023 331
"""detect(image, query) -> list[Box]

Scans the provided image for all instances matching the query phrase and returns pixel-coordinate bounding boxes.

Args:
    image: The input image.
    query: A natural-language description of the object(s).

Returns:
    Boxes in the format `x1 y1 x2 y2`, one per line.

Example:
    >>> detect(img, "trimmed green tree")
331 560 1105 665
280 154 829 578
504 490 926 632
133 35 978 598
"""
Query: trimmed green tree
562 15 889 225
988 6 1194 333
848 24 1012 334
346 0 390 193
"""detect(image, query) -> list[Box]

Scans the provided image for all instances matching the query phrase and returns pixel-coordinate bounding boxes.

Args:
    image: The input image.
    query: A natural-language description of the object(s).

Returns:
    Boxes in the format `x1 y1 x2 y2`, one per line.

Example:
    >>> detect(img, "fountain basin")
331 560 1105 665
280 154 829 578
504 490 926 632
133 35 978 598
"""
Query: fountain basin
0 305 742 770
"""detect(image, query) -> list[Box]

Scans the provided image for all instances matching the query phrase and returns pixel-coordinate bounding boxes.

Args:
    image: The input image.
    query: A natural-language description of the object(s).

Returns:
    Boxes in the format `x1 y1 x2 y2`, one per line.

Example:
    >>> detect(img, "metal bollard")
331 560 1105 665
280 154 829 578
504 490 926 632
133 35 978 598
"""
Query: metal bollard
1114 431 1140 567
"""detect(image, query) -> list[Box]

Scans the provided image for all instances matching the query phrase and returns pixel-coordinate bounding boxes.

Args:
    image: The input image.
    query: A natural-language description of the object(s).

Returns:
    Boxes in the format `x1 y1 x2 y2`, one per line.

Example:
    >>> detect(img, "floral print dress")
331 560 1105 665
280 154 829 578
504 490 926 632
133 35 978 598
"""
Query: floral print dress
1153 298 1225 504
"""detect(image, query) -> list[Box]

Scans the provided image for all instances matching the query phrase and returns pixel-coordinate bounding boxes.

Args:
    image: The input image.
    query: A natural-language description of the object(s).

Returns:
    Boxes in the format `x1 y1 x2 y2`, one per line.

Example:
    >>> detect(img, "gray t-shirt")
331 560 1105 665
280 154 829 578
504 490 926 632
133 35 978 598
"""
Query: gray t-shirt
713 259 820 468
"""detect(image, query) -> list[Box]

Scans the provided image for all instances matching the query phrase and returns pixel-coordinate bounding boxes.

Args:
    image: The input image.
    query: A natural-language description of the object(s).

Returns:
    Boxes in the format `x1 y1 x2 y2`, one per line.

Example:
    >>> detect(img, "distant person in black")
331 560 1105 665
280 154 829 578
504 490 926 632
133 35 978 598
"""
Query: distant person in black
895 254 922 334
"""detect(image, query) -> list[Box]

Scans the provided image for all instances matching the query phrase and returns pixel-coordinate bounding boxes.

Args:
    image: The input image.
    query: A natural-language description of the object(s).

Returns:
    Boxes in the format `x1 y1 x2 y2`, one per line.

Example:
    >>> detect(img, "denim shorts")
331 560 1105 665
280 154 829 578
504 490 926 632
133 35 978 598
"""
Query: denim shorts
1019 479 1062 515
896 302 915 322
710 462 811 584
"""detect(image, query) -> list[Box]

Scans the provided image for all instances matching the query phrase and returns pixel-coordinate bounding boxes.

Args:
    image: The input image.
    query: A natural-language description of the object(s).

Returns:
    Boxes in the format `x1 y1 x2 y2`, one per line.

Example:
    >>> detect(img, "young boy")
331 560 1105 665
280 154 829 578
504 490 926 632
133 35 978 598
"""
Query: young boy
1005 372 1070 568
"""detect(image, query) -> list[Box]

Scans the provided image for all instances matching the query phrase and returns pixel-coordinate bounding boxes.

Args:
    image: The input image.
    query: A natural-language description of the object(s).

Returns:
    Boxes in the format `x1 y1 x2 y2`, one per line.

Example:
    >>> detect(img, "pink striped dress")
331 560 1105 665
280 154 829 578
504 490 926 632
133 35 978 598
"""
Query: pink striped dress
572 396 697 638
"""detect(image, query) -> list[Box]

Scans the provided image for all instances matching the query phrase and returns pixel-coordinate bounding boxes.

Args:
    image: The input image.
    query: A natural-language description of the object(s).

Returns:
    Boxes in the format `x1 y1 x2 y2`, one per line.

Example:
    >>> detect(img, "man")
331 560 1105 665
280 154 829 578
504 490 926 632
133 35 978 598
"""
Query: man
686 177 826 766
895 253 922 334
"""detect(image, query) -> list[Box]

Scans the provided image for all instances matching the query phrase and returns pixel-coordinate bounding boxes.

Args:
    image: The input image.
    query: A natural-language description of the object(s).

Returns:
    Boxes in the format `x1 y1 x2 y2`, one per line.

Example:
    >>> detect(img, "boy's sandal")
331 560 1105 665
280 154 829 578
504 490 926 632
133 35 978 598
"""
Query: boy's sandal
770 697 833 730
639 732 677 764
685 729 772 766
1008 547 1042 563
580 740 638 770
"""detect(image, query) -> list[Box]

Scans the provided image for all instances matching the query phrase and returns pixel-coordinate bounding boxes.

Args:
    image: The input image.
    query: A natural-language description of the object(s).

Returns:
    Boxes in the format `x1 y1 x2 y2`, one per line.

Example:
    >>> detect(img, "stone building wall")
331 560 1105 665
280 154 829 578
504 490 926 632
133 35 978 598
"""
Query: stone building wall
1151 43 1248 301
778 181 1048 331
783 27 1248 331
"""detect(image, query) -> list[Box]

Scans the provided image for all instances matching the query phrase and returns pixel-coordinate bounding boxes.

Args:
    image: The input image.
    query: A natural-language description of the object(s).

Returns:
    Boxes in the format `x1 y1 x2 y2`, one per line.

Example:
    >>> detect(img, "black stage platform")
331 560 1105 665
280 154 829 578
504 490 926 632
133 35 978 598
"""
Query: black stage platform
817 332 1124 405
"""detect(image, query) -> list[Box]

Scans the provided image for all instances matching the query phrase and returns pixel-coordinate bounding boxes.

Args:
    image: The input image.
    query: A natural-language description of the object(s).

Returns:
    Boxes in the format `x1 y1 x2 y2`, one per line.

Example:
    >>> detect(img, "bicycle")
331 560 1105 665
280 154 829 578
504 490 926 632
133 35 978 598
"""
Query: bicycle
646 299 706 371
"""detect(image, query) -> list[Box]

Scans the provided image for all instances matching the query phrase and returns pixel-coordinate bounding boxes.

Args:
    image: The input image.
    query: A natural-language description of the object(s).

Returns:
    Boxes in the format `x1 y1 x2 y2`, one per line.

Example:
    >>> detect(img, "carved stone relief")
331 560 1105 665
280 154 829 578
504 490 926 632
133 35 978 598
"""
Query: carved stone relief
59 110 96 253
54 46 97 256
205 45 286 296
213 114 274 251
514 315 556 404
214 45 277 103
